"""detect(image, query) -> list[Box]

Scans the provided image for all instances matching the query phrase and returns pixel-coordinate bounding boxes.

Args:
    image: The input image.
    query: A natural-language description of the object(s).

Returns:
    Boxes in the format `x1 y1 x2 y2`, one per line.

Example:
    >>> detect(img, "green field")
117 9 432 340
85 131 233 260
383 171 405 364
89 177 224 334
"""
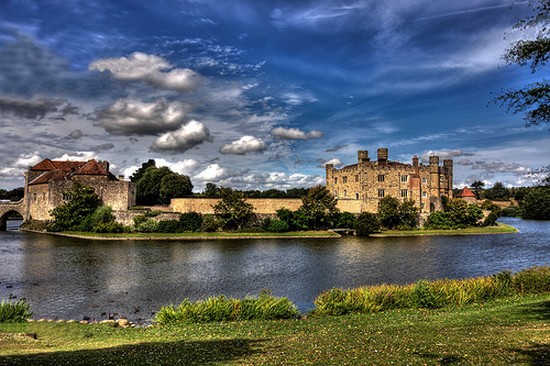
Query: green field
0 294 548 365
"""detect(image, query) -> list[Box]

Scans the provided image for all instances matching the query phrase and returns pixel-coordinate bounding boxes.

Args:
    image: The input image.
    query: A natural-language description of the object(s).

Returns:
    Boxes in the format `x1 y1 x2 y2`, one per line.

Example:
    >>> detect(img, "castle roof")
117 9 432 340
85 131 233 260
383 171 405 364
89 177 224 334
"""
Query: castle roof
28 159 115 185
458 186 476 198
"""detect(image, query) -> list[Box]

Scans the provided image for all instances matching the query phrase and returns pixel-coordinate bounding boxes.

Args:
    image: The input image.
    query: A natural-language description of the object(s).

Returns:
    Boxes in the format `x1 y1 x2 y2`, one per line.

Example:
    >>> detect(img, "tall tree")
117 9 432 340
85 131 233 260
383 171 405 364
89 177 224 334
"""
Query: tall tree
297 185 339 230
159 172 193 204
50 183 101 231
136 166 172 205
471 180 485 199
496 0 550 127
213 187 255 230
130 159 156 182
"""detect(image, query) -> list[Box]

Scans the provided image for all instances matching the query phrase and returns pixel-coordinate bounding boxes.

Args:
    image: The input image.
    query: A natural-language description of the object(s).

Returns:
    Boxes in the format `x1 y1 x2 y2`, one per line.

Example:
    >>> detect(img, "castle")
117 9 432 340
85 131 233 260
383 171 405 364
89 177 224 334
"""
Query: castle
325 148 453 214
23 158 136 221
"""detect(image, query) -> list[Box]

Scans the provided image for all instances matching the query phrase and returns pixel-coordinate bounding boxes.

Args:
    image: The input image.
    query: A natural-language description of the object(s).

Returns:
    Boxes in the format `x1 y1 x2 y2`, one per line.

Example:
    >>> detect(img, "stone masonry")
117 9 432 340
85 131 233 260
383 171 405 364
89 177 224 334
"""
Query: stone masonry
326 148 453 214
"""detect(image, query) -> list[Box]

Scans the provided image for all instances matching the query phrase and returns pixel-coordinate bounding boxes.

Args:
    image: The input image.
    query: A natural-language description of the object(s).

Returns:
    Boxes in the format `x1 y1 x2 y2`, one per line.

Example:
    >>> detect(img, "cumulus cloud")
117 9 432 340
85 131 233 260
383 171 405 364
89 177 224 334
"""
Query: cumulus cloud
219 135 266 155
151 120 213 153
89 52 199 91
53 151 98 161
0 152 42 178
271 127 324 140
322 158 343 167
194 163 226 181
0 96 65 120
421 149 475 163
99 99 187 135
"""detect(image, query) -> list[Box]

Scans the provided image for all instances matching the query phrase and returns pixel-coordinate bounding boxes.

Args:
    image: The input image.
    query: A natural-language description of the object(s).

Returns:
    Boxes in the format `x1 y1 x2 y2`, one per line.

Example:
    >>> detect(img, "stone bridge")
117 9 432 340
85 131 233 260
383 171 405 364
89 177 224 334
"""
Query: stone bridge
0 199 26 230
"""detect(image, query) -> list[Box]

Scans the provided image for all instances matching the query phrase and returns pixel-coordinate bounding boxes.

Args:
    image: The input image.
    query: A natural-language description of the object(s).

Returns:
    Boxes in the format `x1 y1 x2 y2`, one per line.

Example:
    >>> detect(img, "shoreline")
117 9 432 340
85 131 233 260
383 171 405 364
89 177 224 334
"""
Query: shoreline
19 222 518 240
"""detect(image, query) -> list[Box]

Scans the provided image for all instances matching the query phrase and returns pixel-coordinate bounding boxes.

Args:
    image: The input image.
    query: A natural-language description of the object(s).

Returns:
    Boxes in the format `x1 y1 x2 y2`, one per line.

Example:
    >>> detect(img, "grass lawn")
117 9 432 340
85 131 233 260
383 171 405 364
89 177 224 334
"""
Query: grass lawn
372 222 518 237
0 294 548 365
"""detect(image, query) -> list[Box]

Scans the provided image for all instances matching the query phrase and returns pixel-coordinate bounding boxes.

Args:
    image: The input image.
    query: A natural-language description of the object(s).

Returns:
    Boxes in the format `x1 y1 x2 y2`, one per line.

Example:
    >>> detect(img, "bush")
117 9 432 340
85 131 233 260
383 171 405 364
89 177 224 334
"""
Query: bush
92 221 125 233
354 212 380 236
0 299 33 323
155 292 299 324
200 215 220 232
267 219 289 233
482 210 500 226
312 267 549 316
501 205 519 217
179 212 203 232
424 211 454 230
336 212 357 229
135 219 159 233
156 220 182 233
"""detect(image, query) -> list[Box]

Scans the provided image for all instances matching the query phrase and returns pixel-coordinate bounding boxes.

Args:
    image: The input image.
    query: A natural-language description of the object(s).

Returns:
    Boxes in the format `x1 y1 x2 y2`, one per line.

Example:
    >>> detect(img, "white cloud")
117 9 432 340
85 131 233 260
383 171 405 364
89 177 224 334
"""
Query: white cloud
53 151 98 161
99 99 187 135
272 127 324 140
281 91 318 106
219 135 266 155
14 151 42 167
151 120 213 153
421 149 475 163
194 163 226 181
89 52 199 91
322 158 343 167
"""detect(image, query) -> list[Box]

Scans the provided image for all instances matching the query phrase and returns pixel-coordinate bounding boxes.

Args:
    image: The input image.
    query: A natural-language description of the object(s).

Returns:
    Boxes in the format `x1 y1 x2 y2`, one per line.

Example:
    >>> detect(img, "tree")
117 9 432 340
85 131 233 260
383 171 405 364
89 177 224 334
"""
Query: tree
159 172 193 204
354 212 380 236
136 166 171 205
213 187 255 230
520 186 550 219
378 196 401 229
446 198 483 227
399 200 420 229
496 0 550 127
50 183 101 231
471 180 485 200
484 182 510 201
297 185 339 230
203 183 221 198
130 159 156 182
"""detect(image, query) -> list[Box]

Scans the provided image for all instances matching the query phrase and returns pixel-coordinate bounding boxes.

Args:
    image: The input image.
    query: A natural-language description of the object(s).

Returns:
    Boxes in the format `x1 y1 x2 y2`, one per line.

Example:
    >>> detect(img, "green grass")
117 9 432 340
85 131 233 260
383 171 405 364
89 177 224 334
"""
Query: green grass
51 230 340 240
0 294 548 365
372 222 518 237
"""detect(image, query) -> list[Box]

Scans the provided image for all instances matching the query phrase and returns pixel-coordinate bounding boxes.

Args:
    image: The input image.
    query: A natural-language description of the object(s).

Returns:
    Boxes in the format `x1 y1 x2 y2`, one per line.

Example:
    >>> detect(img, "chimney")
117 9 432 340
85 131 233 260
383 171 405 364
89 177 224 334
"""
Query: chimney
412 156 419 173
377 148 388 166
358 150 370 164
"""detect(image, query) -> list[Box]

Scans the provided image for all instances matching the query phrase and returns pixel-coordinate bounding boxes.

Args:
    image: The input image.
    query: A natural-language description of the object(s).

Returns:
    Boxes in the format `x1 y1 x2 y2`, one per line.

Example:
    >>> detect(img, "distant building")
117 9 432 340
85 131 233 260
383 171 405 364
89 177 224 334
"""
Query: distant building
24 159 135 221
325 148 453 214
456 186 477 204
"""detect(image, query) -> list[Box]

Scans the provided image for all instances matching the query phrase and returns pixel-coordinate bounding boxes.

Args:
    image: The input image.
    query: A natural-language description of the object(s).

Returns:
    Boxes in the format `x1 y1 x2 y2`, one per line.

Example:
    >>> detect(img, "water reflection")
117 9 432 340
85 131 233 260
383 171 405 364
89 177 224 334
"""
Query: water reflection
0 218 548 322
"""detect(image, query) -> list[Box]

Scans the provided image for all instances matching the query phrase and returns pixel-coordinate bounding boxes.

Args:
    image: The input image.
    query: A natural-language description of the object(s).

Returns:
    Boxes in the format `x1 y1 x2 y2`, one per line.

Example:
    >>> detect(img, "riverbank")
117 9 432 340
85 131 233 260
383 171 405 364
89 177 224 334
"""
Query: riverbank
0 294 547 365
20 222 517 240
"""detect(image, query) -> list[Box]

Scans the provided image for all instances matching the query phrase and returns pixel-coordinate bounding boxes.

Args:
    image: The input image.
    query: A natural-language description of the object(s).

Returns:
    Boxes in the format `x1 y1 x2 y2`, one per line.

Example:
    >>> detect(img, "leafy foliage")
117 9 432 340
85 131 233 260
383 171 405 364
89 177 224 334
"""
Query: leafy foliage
159 172 193 204
0 187 24 201
213 187 255 230
50 183 101 231
134 162 193 205
378 197 419 230
0 299 33 323
520 186 550 219
179 212 203 232
354 212 380 236
335 212 356 229
297 185 339 230
496 0 550 127
470 180 485 199
483 182 510 201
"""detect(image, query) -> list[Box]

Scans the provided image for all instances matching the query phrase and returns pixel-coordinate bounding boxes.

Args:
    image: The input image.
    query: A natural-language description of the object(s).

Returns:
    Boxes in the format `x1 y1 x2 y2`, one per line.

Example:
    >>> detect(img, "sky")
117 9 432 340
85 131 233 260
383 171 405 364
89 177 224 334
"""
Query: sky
0 0 549 192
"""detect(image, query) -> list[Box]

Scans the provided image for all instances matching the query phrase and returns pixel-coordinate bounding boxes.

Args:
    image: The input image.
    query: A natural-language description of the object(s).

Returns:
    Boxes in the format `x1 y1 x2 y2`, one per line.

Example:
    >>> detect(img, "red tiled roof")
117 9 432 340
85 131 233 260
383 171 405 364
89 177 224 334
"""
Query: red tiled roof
28 159 114 185
459 186 476 198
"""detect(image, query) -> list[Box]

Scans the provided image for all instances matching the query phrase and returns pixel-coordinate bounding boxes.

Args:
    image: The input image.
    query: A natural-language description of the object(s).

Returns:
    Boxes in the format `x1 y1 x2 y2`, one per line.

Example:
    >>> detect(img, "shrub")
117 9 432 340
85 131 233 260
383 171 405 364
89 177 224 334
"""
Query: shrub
179 212 203 232
354 212 380 236
135 219 159 233
312 267 548 316
336 212 357 229
482 210 500 226
0 299 33 323
501 205 519 217
92 221 125 233
267 219 289 233
156 220 182 233
424 211 454 230
155 292 298 324
200 215 220 232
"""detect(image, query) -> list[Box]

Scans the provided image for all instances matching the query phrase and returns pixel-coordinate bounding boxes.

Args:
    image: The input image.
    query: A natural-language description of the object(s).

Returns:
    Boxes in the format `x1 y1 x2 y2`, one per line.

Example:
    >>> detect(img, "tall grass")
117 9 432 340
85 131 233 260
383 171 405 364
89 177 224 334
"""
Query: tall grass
313 266 549 316
0 299 33 323
155 292 298 325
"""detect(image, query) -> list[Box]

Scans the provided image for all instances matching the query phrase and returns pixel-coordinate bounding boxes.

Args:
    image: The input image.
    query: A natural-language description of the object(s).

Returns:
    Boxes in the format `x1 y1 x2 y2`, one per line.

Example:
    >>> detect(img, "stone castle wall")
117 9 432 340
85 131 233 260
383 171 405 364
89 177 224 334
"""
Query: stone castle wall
171 198 303 215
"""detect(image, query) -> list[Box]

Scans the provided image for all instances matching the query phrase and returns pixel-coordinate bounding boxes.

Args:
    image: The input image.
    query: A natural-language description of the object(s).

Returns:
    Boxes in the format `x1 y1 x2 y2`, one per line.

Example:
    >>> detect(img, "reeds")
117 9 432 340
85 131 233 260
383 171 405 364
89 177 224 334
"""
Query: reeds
313 266 549 316
155 292 299 324
0 299 33 323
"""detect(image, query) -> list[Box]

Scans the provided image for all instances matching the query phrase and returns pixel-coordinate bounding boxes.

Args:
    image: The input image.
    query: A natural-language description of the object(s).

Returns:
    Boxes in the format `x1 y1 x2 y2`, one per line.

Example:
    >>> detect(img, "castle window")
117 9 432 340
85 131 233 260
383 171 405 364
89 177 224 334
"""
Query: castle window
355 175 359 182
400 189 408 198
440 176 445 181
334 178 338 184
400 175 408 183
378 174 385 182
422 191 428 198
343 176 348 183
343 190 347 197
378 189 385 198
355 193 359 200
422 178 427 184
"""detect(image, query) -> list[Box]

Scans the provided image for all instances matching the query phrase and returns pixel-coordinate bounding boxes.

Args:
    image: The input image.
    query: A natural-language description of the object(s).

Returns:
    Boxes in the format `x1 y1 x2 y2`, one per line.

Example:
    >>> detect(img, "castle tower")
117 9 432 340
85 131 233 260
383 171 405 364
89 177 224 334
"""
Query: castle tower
358 150 369 164
377 148 388 166
443 159 453 198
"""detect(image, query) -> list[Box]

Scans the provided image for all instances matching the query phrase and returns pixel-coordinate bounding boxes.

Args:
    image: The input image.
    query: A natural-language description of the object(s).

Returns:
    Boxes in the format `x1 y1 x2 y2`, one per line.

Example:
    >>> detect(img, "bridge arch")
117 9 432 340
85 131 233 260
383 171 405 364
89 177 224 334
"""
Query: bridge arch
0 199 26 231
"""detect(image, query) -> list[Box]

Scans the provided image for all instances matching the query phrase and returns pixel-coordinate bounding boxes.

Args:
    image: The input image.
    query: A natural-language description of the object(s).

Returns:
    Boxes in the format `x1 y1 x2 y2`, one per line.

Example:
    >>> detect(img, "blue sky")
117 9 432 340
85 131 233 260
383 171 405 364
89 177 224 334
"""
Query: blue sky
0 0 548 191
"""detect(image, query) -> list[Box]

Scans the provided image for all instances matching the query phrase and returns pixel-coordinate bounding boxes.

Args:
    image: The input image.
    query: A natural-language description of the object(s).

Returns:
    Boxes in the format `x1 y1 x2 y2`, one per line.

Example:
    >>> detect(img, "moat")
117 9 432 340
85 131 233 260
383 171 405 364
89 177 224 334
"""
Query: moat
0 217 548 323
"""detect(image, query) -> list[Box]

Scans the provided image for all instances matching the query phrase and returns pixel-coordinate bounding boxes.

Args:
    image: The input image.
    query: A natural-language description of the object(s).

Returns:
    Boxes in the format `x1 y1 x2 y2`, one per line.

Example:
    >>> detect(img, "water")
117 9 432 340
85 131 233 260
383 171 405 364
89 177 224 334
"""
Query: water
0 218 548 323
